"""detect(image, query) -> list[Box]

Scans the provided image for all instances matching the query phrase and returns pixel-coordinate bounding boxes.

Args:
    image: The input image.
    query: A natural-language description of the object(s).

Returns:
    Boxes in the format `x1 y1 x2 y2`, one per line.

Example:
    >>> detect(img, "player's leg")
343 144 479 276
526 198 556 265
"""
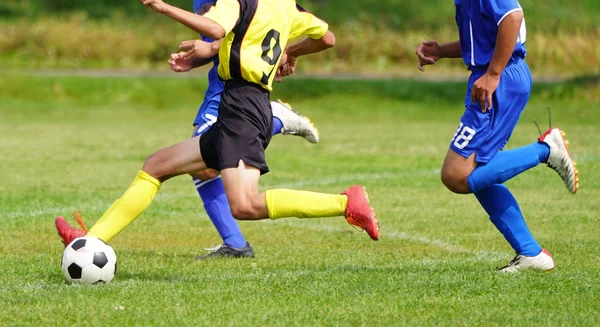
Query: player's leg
214 84 378 240
56 136 208 245
440 106 547 194
444 62 578 195
190 101 250 254
270 100 319 143
441 61 550 270
219 160 380 240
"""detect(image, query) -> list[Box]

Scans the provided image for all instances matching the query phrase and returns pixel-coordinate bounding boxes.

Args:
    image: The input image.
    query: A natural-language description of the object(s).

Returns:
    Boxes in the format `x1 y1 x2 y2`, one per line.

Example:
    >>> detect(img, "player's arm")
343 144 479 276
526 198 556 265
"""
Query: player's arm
140 0 236 40
277 5 335 78
168 52 211 73
168 39 221 73
439 41 462 58
471 0 524 110
179 39 221 60
486 10 523 77
415 40 461 71
286 31 336 58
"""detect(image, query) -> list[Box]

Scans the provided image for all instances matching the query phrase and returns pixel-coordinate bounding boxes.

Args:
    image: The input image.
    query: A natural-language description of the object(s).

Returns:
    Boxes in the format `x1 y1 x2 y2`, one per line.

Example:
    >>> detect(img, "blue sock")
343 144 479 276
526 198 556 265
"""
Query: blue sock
272 116 283 136
475 184 542 256
193 177 247 248
468 142 550 193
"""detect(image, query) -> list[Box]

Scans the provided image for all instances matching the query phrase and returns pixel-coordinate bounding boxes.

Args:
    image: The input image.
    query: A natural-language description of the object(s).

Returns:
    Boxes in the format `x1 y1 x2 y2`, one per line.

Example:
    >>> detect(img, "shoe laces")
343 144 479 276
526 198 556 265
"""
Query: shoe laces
203 244 224 252
533 106 553 136
71 210 88 232
498 255 522 270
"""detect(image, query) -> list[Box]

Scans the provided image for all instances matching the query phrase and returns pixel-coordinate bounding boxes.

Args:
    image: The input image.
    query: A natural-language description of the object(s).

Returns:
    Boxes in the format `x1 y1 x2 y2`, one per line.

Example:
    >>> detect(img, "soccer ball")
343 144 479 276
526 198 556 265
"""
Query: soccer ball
61 236 117 284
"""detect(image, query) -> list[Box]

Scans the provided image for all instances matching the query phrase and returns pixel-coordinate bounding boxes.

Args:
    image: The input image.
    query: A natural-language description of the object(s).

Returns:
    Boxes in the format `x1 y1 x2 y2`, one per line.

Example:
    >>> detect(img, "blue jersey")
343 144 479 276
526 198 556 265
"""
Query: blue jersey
454 0 526 69
193 0 224 102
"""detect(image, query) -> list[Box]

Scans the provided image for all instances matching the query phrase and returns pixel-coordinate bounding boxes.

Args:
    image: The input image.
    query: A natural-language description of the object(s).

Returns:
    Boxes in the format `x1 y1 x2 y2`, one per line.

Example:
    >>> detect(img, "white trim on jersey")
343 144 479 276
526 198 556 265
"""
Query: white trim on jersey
496 8 523 26
469 20 475 66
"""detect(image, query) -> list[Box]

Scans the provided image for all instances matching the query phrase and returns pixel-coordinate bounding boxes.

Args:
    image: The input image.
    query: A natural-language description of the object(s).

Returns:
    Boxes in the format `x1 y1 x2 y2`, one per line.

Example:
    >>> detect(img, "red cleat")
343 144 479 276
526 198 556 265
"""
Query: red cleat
341 185 380 240
55 212 88 246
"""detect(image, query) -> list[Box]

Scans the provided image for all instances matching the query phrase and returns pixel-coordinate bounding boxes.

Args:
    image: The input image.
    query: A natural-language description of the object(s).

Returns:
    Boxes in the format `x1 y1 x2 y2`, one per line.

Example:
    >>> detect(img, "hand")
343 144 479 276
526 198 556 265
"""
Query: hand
168 52 193 72
179 39 216 60
471 73 500 112
416 40 442 72
140 0 168 14
275 53 297 82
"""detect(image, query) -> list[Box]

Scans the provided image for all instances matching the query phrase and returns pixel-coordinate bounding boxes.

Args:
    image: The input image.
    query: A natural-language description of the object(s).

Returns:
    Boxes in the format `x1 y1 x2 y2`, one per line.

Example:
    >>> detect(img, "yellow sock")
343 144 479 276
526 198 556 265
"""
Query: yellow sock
92 199 120 227
88 170 161 242
265 189 347 219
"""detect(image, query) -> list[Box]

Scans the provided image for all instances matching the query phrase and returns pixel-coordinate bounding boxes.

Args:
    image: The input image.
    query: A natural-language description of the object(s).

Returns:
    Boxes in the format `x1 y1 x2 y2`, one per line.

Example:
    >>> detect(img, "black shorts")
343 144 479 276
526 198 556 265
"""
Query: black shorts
199 80 273 175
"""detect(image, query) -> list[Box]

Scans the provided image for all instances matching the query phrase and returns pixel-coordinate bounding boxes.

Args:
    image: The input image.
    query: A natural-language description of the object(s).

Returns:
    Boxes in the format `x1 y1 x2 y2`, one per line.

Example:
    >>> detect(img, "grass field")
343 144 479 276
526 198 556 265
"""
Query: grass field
0 74 599 326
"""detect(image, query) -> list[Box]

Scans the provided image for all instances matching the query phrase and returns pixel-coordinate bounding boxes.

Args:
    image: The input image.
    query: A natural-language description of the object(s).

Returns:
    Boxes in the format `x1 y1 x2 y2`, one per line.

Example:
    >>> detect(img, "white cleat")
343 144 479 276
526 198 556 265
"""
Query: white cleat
538 128 579 194
498 248 555 273
271 100 319 144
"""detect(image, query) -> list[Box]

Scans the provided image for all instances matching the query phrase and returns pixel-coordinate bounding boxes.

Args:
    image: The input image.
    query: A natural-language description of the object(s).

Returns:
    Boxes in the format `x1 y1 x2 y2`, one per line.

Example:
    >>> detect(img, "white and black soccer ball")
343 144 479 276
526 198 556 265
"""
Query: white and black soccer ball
61 236 117 284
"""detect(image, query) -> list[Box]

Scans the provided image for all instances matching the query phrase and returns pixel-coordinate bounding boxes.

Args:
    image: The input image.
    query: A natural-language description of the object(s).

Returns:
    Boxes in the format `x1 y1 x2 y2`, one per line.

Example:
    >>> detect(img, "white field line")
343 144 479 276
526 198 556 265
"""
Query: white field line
277 221 507 261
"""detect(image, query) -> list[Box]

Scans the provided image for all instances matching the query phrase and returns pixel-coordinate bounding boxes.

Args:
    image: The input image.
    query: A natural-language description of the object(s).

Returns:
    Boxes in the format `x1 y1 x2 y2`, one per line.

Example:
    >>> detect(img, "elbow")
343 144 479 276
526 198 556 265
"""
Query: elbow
321 31 336 48
205 25 225 40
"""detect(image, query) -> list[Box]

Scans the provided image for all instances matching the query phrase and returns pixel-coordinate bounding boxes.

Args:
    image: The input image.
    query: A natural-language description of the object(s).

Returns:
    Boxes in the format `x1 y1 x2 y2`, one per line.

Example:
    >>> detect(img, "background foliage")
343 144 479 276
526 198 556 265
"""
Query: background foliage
0 0 599 76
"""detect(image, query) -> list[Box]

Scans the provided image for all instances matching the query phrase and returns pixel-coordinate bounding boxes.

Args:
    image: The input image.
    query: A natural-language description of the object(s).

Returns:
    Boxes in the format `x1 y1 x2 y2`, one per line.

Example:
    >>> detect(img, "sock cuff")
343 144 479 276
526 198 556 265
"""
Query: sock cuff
193 175 221 189
265 190 277 220
138 170 161 188
467 175 476 193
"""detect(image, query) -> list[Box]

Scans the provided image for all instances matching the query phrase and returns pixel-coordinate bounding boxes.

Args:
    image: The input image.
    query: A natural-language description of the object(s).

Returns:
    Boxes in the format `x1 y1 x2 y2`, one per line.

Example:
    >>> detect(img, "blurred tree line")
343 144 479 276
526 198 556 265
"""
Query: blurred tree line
2 0 598 31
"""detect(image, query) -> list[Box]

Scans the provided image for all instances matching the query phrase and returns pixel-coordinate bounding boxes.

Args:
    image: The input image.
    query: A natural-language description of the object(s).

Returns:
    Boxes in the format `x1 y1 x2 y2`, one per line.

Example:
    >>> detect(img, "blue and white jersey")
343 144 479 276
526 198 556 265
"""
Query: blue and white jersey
454 0 527 69
193 0 224 101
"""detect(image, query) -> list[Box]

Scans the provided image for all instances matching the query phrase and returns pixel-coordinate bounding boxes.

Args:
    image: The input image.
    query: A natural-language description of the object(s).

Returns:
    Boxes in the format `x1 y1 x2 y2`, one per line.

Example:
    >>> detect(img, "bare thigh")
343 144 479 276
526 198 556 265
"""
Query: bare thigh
189 125 220 180
142 136 208 182
220 160 268 220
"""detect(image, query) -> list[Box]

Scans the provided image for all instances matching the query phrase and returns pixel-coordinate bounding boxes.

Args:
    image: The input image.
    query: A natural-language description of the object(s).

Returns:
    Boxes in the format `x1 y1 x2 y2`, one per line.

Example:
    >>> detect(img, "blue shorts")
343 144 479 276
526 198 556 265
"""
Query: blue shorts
450 58 532 163
192 95 221 137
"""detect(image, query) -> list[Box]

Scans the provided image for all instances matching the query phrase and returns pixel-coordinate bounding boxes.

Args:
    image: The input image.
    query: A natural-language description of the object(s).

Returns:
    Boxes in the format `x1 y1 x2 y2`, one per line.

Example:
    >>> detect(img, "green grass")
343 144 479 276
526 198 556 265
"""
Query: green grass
1 74 599 326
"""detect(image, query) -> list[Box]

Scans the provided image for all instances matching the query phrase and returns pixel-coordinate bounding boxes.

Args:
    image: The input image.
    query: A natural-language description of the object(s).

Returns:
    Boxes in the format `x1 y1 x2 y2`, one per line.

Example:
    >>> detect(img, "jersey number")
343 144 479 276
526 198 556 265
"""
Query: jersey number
260 29 282 85
452 123 477 149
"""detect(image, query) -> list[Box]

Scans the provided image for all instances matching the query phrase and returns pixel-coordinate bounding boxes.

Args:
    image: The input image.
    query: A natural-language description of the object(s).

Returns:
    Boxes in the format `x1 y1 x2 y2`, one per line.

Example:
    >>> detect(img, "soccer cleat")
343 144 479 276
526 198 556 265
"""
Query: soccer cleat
195 242 255 260
498 248 555 273
271 100 319 144
341 185 380 240
55 214 87 247
538 128 579 193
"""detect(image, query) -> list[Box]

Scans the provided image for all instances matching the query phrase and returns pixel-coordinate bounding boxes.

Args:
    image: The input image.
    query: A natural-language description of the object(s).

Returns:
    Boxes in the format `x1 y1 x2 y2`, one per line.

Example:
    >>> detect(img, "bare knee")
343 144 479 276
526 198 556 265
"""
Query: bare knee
441 168 470 194
229 198 263 220
142 152 171 182
441 150 477 194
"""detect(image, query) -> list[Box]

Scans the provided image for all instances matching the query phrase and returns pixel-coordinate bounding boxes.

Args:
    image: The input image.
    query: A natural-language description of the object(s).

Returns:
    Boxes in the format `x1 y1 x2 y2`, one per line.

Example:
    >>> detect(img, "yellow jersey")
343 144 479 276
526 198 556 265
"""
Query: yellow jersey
200 0 329 92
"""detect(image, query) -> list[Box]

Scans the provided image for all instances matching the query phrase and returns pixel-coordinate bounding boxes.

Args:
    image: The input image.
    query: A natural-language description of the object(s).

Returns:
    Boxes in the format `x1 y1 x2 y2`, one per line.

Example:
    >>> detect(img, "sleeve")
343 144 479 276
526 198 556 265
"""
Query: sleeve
289 4 329 40
201 0 241 35
481 0 522 26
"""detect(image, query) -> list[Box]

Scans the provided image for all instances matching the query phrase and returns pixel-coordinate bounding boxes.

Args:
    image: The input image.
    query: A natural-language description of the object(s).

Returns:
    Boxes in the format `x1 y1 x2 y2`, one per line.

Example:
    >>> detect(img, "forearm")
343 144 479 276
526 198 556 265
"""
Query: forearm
487 11 523 76
190 57 214 68
439 40 462 58
286 31 336 58
189 42 220 68
159 3 225 40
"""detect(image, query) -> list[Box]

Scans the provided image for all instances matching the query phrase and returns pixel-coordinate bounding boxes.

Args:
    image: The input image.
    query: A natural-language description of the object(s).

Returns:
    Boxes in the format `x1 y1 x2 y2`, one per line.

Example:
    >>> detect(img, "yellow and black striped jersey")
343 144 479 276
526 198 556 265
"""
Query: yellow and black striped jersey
198 0 328 92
